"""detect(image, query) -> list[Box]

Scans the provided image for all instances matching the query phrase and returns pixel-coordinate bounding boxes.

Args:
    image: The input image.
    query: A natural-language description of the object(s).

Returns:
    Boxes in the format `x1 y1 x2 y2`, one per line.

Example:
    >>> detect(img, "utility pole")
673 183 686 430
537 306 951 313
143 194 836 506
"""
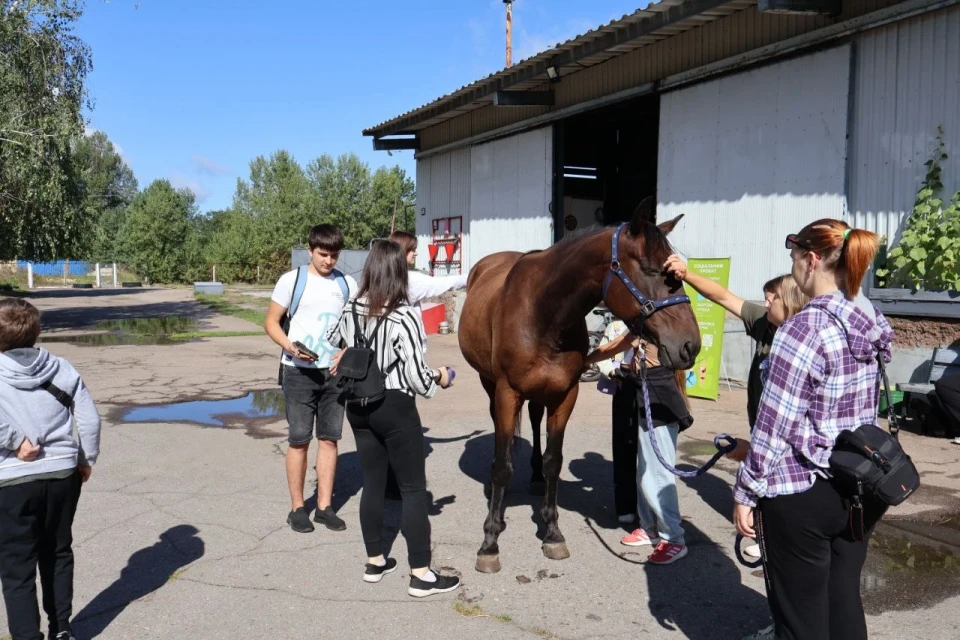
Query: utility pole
504 1 513 68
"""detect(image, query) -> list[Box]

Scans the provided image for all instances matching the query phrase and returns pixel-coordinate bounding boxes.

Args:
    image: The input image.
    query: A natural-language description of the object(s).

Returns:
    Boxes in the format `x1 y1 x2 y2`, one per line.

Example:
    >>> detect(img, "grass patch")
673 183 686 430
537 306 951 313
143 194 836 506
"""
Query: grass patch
167 567 188 582
195 293 267 326
170 330 264 340
452 602 512 624
0 281 27 297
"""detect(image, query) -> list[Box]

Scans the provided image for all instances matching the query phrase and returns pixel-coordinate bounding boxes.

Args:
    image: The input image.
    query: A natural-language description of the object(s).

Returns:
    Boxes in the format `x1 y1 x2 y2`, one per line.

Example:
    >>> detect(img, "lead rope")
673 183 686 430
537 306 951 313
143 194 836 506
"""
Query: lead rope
636 349 737 478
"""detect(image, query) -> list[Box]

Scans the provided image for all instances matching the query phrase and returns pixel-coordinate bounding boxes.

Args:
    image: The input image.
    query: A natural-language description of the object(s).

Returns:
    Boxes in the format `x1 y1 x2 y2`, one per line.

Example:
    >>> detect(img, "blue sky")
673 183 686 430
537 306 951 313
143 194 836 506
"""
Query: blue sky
79 0 643 212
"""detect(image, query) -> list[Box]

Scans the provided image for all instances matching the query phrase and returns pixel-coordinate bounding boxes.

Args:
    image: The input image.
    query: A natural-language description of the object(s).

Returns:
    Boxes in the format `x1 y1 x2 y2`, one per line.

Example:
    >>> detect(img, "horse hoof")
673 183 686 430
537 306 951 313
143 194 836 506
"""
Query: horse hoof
542 542 570 561
528 481 545 496
476 554 502 573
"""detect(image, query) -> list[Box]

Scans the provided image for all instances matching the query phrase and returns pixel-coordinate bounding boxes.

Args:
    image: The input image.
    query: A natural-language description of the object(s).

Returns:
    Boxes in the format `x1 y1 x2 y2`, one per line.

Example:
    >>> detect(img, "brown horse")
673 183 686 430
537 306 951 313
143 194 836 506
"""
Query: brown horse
458 198 701 573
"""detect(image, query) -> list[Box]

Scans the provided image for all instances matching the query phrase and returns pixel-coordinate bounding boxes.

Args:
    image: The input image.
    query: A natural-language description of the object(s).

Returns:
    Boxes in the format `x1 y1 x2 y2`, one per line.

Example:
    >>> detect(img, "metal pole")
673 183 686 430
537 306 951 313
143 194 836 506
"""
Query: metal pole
212 265 216 283
27 263 33 289
95 263 101 288
505 1 513 68
112 263 118 288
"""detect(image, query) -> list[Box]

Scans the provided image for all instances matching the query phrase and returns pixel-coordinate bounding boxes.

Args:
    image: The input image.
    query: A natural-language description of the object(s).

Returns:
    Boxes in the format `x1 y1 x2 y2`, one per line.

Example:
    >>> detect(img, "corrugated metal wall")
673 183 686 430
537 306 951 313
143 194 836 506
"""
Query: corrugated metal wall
469 127 553 261
659 45 852 297
847 5 960 246
420 0 900 151
414 148 471 273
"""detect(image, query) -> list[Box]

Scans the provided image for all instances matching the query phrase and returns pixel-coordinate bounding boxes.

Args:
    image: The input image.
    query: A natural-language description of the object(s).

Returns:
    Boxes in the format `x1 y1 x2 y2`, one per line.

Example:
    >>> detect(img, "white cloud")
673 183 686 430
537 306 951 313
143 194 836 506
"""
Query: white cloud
169 172 211 203
191 154 229 176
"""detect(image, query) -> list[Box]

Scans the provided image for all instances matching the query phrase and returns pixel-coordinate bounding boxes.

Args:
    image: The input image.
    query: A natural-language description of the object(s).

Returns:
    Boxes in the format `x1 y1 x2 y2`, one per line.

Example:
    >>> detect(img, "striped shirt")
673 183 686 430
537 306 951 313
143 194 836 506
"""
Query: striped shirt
327 299 438 398
733 290 894 508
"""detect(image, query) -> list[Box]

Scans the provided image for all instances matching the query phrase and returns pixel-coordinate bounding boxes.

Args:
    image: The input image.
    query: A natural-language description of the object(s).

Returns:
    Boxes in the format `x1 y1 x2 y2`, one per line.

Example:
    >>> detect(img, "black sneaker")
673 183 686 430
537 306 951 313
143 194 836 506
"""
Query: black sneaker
408 571 461 597
286 507 315 533
314 506 347 531
363 557 398 583
53 632 75 640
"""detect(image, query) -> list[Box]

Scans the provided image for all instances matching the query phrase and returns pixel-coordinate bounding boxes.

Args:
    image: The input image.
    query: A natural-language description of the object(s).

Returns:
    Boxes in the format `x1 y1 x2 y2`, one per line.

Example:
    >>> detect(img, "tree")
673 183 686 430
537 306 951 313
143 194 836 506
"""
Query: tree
72 130 138 260
0 0 93 260
120 179 194 283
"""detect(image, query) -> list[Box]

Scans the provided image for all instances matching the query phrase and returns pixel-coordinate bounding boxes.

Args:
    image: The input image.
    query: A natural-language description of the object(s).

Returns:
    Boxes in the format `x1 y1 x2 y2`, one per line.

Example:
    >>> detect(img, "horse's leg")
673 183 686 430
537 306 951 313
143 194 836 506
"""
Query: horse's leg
528 402 545 496
476 380 521 574
481 377 496 501
541 384 579 561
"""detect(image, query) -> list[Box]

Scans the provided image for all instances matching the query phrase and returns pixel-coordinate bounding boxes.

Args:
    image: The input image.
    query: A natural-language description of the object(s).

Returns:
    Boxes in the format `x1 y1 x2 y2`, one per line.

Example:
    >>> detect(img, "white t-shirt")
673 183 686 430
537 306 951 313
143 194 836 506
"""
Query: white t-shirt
271 268 357 370
406 270 468 353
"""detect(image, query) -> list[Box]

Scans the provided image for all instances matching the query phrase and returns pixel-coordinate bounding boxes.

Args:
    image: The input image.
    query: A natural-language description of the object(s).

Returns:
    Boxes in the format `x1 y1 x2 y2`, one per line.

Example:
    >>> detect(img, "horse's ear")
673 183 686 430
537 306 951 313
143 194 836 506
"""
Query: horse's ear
629 196 656 235
658 213 684 236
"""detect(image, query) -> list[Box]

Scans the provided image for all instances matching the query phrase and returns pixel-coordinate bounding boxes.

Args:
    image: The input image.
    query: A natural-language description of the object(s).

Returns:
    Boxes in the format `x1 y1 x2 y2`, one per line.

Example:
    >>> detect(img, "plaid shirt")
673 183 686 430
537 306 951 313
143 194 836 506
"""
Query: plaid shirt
733 291 894 507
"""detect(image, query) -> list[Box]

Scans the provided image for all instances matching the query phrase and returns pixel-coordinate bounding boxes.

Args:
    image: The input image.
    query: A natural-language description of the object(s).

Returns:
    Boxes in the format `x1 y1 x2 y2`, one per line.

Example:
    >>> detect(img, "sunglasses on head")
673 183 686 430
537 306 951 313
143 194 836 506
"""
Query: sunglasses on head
785 234 814 252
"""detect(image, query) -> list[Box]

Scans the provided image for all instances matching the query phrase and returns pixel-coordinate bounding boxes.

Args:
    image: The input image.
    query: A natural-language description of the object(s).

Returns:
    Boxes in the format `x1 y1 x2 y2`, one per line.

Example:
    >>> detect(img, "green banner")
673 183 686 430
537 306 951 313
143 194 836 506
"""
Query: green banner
683 258 731 400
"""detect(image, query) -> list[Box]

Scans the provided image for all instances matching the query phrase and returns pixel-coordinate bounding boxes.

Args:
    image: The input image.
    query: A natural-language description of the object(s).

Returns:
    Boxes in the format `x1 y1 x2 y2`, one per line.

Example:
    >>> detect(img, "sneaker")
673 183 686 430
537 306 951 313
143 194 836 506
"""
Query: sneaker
744 543 761 559
617 514 636 525
408 570 461 598
621 528 660 547
742 623 775 640
648 541 688 565
363 558 398 583
951 437 960 445
314 506 347 531
52 633 76 640
286 507 314 533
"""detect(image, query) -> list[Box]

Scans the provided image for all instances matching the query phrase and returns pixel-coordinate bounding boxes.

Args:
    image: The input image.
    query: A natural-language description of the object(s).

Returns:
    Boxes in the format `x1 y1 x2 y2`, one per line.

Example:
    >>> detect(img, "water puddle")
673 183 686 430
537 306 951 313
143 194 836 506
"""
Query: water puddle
118 390 285 428
40 317 198 346
862 520 960 613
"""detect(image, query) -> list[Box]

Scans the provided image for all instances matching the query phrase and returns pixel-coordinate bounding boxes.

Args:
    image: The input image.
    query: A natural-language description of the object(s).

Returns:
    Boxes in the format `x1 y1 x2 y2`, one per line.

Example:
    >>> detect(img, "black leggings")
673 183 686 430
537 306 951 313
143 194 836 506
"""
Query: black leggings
934 373 960 438
347 391 431 568
757 478 886 640
611 378 639 517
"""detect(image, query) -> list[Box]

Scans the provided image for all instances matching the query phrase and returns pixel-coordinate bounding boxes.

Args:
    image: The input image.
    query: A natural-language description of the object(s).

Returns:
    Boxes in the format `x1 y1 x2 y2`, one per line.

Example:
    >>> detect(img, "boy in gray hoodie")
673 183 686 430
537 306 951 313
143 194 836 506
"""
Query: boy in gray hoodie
0 298 101 640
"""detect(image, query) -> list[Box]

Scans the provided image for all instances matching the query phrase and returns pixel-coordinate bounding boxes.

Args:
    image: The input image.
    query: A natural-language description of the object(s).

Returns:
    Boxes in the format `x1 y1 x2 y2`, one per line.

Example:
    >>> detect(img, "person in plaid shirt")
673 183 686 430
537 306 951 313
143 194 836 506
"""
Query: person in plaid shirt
733 219 894 640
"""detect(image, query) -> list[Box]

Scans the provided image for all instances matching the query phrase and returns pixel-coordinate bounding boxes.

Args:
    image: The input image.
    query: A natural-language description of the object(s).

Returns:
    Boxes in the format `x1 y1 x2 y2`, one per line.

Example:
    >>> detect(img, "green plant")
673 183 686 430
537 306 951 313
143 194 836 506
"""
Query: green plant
876 126 960 291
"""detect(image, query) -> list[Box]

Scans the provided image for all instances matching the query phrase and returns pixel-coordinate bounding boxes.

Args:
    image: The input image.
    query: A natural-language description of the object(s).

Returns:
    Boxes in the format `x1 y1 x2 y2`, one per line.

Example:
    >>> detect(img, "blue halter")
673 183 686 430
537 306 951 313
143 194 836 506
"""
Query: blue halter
601 223 691 327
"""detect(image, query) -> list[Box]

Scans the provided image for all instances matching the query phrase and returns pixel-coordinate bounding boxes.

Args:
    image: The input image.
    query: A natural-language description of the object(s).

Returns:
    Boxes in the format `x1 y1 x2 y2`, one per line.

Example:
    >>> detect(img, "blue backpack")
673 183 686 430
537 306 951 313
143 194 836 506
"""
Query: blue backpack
277 266 350 384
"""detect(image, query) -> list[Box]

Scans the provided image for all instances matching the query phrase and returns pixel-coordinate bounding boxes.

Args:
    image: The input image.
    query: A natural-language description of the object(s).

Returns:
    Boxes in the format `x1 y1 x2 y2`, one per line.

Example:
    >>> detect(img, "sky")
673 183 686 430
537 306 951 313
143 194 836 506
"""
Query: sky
78 0 645 212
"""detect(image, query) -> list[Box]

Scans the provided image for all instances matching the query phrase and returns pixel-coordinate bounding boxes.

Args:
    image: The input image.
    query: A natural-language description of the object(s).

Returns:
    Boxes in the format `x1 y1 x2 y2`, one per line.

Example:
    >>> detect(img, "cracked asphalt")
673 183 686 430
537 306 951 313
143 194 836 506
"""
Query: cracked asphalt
3 287 959 639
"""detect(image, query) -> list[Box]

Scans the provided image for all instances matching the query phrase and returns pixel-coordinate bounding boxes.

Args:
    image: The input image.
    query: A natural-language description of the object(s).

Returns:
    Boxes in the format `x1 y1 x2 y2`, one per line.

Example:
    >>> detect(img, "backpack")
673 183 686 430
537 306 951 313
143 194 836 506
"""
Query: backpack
333 302 397 406
277 266 350 385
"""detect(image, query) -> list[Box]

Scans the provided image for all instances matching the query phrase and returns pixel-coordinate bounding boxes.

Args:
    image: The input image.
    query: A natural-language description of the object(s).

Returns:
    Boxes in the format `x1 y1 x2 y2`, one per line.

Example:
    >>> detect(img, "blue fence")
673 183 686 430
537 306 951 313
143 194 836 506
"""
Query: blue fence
17 260 94 277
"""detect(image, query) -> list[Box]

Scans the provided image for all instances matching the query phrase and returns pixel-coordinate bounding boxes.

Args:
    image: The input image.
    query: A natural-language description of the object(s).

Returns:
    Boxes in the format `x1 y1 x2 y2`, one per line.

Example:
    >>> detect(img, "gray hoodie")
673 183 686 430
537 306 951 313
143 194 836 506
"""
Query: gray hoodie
0 347 101 483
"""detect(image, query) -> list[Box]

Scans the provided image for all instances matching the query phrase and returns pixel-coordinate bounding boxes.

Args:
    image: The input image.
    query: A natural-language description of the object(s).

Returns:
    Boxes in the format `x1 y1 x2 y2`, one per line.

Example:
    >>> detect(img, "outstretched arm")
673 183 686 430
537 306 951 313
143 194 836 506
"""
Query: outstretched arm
663 254 746 318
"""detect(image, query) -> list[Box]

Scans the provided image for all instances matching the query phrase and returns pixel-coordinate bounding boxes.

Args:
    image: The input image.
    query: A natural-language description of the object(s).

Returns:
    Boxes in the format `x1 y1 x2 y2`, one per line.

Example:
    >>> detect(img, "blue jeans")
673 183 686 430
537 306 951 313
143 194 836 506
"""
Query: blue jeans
636 420 685 545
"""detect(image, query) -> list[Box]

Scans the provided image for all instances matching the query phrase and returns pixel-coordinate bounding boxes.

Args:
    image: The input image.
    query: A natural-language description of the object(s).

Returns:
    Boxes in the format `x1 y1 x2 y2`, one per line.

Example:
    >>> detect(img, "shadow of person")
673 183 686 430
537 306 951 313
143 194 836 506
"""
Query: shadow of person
73 525 204 638
303 451 363 515
643 491 769 640
676 462 735 524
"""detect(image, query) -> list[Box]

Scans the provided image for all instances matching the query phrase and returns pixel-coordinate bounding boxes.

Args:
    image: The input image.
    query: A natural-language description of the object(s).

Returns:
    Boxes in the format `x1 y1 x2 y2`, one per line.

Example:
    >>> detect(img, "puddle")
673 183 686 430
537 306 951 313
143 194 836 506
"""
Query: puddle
677 440 723 457
40 317 198 346
861 522 960 613
118 390 285 427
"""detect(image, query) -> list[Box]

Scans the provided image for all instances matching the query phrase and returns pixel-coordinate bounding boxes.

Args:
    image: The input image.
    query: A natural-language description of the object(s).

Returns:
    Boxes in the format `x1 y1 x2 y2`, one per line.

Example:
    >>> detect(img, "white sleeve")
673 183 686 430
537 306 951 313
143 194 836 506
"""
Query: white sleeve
345 274 359 300
595 322 630 378
270 271 296 309
407 270 468 304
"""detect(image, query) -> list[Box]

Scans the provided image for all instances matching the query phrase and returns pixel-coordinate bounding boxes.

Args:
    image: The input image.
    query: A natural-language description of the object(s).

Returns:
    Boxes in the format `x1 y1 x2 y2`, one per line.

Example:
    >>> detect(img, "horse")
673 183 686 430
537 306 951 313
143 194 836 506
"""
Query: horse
457 197 701 573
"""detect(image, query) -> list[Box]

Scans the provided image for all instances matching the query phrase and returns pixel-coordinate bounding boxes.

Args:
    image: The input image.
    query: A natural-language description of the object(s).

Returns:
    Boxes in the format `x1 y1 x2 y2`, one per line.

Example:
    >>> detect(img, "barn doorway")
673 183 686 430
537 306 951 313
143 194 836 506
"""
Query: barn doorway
552 94 660 241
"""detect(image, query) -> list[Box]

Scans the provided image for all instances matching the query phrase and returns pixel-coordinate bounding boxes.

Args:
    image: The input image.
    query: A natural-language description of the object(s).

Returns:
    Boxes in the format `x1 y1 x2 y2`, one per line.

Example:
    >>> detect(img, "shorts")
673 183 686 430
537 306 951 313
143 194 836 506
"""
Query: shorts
281 365 345 445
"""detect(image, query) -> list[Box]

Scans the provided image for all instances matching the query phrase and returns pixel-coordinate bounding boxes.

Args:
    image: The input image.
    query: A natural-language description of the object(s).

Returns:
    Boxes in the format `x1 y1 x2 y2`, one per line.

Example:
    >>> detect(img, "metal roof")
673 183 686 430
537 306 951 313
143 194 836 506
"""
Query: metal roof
363 0 754 139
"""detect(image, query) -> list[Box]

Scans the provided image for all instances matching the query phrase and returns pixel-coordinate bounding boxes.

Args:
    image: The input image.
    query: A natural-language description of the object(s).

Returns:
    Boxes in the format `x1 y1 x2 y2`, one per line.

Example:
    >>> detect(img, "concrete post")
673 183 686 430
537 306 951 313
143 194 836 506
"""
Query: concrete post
95 263 101 288
27 263 34 289
112 263 118 288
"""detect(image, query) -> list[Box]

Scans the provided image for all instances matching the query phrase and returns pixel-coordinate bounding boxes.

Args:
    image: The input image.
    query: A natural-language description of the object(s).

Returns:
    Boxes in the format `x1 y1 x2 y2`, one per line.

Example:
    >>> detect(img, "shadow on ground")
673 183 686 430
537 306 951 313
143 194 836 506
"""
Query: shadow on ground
73 525 204 638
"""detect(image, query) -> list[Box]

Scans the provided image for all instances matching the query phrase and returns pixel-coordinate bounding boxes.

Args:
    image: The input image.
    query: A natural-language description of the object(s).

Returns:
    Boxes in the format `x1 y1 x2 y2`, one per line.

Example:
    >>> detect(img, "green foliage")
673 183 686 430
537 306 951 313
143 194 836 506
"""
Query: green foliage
119 180 195 283
73 130 138 260
0 0 93 260
875 126 960 292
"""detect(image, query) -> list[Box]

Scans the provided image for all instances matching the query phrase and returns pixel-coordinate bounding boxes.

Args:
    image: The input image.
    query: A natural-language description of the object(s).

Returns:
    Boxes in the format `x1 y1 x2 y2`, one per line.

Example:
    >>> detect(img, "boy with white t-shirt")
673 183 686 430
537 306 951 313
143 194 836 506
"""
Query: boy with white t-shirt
265 224 357 533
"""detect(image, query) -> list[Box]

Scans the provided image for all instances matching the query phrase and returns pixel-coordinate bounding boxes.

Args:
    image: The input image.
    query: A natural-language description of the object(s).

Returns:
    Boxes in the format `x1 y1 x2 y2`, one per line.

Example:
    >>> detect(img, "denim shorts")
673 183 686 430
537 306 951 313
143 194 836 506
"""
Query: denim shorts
281 365 345 445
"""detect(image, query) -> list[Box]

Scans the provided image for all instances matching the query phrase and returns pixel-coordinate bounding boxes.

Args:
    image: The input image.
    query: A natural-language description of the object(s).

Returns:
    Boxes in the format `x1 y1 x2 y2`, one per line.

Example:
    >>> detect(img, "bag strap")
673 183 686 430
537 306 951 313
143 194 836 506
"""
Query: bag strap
350 301 388 350
288 265 309 320
332 268 350 302
40 380 73 410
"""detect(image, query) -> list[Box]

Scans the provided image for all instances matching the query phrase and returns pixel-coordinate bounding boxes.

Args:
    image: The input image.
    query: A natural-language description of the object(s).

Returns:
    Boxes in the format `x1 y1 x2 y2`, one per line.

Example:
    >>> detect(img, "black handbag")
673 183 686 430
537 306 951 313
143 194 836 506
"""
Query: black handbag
334 303 395 406
829 353 920 538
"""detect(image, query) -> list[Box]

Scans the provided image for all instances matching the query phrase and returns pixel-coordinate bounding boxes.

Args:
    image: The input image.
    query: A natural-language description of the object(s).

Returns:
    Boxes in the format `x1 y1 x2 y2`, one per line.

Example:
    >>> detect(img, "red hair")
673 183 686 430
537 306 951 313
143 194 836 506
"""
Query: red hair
793 219 879 299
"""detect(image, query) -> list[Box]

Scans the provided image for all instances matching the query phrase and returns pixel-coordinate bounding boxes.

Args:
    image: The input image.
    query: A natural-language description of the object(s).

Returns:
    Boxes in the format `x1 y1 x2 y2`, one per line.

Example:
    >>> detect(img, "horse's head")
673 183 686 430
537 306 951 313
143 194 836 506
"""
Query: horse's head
603 197 701 370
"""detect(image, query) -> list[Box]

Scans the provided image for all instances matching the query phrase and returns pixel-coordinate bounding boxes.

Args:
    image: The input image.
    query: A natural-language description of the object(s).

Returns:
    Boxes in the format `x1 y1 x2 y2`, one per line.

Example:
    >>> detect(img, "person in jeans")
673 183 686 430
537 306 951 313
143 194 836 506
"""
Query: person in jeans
587 336 692 565
265 224 356 533
328 240 460 597
734 219 894 640
0 298 101 640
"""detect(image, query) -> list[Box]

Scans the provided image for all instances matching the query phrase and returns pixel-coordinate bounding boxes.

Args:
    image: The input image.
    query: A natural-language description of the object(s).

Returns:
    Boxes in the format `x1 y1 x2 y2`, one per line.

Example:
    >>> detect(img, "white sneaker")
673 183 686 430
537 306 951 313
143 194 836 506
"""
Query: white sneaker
951 437 960 445
744 543 761 559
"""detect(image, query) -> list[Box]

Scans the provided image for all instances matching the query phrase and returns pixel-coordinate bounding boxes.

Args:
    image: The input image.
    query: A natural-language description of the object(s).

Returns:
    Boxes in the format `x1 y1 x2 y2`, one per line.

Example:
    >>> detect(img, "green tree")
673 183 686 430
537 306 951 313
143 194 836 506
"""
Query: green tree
0 0 92 260
120 179 194 283
72 130 138 260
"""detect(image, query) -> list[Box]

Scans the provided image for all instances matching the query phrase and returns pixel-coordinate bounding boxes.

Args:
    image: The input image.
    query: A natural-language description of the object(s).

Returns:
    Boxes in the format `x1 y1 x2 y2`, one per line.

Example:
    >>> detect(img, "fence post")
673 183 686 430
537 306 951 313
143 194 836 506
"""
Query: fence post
112 263 118 288
63 261 67 286
27 263 33 289
95 263 101 288
212 265 216 283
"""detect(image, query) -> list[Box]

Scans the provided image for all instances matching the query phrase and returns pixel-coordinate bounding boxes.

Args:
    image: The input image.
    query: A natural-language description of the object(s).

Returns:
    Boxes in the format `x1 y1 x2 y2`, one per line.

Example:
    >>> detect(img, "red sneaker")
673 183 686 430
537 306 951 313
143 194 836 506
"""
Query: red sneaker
648 541 688 564
620 528 660 547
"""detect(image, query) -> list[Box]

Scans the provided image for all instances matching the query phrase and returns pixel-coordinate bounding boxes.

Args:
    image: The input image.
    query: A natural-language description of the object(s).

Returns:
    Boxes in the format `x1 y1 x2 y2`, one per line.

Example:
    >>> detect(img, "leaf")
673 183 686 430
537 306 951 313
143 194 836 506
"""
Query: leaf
909 248 927 261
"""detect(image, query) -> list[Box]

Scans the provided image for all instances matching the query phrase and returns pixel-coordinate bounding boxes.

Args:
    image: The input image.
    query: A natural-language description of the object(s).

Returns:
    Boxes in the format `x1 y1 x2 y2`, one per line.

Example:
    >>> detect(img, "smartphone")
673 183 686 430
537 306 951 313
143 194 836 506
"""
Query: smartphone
292 341 319 360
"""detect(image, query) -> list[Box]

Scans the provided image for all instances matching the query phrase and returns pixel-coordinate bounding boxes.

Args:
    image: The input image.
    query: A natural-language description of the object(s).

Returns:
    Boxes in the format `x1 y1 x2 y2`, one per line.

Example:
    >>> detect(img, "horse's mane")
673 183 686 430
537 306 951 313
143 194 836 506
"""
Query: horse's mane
552 223 673 261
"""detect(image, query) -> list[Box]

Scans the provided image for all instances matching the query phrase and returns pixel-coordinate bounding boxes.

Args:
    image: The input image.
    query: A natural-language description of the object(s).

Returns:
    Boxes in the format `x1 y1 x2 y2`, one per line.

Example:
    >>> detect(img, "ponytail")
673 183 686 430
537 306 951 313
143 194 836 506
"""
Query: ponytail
792 219 880 300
